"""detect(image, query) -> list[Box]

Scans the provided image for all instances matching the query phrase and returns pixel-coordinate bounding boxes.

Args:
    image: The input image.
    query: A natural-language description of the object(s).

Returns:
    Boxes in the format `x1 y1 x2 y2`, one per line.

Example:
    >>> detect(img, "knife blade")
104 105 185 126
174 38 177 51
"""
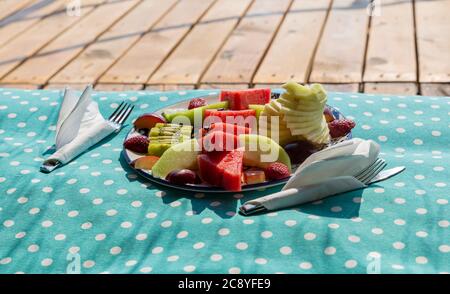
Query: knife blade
369 166 405 184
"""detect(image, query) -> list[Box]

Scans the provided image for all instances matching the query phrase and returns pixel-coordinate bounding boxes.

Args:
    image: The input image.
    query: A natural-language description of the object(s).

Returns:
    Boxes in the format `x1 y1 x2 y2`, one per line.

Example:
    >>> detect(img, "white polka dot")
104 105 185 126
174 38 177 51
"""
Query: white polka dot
116 189 127 195
102 159 112 164
324 247 336 255
299 262 312 269
255 258 267 265
438 220 449 228
55 234 66 241
345 260 357 269
372 207 384 214
29 207 40 215
42 186 53 193
81 222 92 229
17 196 28 204
146 212 157 219
415 256 428 264
68 246 80 254
378 136 388 142
169 200 182 208
28 244 39 253
394 219 406 226
437 199 448 205
140 267 152 273
95 233 106 241
110 246 122 255
361 125 371 130
304 233 316 241
416 231 428 238
416 208 427 215
106 209 117 216
159 96 168 101
229 267 241 274
284 220 297 227
8 113 17 118
121 221 132 229
439 245 449 253
348 235 360 243
374 188 384 193
280 246 292 255
41 258 53 267
414 174 425 180
135 233 147 241
152 247 164 254
193 242 205 249
328 223 340 229
92 198 103 205
0 257 12 265
103 180 114 185
432 130 441 137
243 219 254 225
79 188 90 194
177 231 188 239
261 231 273 238
218 228 230 236
415 189 426 196
83 260 95 268
167 255 179 262
91 171 101 177
15 232 26 239
210 254 222 261
413 139 423 145
393 242 405 250
41 220 53 228
435 182 447 188
183 265 195 272
67 210 79 217
161 220 172 228
236 242 248 250
433 166 444 172
331 206 342 212
201 217 213 224
371 228 383 235
66 178 77 184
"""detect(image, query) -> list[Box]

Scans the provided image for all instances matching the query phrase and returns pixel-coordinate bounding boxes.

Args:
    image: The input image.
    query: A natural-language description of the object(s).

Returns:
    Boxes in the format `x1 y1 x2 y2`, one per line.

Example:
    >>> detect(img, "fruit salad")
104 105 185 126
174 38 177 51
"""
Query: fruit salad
124 82 355 191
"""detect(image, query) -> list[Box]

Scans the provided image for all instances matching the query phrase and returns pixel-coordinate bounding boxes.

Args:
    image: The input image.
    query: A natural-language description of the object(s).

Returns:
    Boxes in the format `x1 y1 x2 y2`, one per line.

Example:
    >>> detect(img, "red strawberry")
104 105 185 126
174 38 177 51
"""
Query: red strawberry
188 98 207 110
328 119 356 138
264 162 290 180
124 135 149 154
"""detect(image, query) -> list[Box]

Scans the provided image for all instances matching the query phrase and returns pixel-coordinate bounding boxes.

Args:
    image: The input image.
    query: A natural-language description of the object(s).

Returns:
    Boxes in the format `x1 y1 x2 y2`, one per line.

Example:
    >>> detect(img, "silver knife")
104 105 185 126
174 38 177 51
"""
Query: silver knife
368 166 405 184
240 166 405 216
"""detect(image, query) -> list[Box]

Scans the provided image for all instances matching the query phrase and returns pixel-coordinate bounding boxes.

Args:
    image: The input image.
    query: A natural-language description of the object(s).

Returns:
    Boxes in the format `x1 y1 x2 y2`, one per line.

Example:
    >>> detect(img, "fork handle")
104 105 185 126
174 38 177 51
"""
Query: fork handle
242 176 367 212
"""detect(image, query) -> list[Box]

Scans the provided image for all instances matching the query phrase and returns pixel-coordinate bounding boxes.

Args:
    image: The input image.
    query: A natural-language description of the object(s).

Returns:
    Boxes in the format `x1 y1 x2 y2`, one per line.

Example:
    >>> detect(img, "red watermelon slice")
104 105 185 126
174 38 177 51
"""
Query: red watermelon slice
220 88 271 110
204 109 256 127
201 131 239 152
197 149 243 191
209 122 251 136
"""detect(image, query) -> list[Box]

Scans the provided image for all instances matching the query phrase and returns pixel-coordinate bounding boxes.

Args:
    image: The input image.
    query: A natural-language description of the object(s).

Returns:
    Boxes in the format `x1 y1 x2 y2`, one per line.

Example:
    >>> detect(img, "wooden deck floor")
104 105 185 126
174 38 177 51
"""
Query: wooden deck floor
0 0 448 96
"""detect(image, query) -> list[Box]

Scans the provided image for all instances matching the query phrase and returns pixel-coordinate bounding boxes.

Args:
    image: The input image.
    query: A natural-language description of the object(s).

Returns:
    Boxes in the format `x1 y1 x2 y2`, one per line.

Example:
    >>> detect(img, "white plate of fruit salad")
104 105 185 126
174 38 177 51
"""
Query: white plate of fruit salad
122 82 355 192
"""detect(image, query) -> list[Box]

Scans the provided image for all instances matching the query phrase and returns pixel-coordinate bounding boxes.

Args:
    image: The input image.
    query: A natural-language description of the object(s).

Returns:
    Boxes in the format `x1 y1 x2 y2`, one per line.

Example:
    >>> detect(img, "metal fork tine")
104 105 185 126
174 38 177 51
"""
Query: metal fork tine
355 159 381 180
357 160 384 182
360 161 387 184
118 105 134 125
110 103 127 123
108 101 124 120
116 103 131 124
111 103 128 123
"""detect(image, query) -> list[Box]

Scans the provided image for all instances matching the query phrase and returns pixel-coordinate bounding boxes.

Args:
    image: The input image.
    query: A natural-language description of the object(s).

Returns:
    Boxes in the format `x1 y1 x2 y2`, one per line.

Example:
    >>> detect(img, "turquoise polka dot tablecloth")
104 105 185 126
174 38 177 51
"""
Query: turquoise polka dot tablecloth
0 88 448 274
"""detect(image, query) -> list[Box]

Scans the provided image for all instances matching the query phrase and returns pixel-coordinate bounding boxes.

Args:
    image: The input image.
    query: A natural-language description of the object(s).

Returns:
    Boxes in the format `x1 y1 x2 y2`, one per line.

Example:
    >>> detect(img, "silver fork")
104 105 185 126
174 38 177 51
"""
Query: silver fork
240 158 387 215
108 101 134 130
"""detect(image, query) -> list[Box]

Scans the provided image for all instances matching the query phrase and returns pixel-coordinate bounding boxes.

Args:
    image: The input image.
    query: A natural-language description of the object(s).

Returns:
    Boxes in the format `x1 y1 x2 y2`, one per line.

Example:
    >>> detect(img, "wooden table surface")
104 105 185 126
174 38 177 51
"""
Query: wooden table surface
0 0 448 96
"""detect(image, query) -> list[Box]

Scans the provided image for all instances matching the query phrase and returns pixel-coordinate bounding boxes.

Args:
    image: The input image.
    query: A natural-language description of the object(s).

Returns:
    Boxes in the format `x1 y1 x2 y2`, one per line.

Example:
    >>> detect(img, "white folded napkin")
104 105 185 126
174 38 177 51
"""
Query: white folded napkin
41 85 118 173
241 138 380 212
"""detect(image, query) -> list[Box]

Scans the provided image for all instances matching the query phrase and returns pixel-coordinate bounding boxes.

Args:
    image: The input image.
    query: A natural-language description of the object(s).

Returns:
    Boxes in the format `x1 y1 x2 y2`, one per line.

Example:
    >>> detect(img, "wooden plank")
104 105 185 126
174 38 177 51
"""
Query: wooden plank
201 0 292 84
415 0 450 82
94 84 144 91
0 0 65 48
309 0 370 83
44 83 88 90
148 0 253 85
0 0 35 22
145 84 195 91
420 83 450 97
0 0 104 80
0 83 39 89
253 0 331 84
2 0 140 85
364 0 416 82
321 83 360 93
99 0 216 84
364 83 418 95
198 84 249 90
49 0 176 84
